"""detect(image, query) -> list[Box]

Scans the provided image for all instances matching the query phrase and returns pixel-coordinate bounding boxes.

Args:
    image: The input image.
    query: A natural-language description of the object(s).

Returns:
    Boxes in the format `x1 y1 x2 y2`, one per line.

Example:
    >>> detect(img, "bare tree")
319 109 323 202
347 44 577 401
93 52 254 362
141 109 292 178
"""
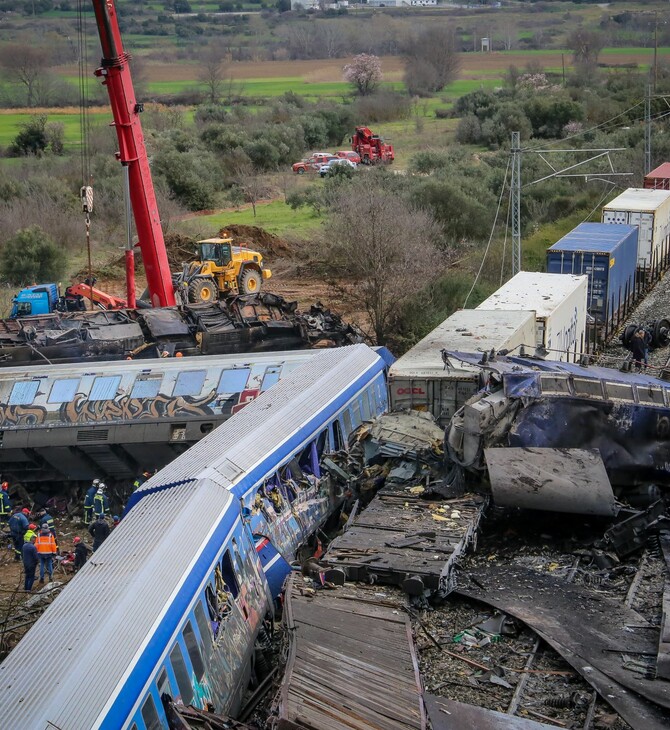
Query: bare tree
317 181 446 345
0 45 50 107
498 18 518 51
197 47 228 104
404 27 461 96
568 28 605 71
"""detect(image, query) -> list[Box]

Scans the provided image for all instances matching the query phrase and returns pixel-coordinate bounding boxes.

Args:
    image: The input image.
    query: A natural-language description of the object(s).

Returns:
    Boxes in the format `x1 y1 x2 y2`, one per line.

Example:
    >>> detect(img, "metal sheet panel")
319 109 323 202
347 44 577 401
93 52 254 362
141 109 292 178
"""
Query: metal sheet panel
485 447 617 516
424 695 554 730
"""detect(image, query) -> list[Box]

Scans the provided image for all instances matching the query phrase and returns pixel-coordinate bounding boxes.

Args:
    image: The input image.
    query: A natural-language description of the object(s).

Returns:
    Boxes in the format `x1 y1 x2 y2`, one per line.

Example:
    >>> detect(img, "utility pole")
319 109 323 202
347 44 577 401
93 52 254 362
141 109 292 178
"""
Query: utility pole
645 84 652 175
508 133 631 280
511 131 521 276
654 11 659 93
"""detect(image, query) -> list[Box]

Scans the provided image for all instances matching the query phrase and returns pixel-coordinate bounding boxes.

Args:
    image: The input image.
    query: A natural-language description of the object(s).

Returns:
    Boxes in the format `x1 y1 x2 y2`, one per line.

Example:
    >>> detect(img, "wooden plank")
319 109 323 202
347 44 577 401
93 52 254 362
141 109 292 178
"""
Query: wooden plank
278 575 425 730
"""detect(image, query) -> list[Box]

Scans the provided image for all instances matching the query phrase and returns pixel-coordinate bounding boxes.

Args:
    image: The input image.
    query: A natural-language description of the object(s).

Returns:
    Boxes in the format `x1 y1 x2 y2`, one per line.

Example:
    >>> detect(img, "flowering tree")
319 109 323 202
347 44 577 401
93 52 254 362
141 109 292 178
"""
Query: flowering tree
343 54 382 96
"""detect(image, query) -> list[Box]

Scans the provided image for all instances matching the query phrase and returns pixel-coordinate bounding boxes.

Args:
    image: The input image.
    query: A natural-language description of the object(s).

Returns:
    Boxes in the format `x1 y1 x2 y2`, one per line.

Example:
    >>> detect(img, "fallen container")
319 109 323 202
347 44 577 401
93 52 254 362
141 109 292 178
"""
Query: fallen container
602 187 670 275
476 271 588 362
546 222 638 327
388 309 536 425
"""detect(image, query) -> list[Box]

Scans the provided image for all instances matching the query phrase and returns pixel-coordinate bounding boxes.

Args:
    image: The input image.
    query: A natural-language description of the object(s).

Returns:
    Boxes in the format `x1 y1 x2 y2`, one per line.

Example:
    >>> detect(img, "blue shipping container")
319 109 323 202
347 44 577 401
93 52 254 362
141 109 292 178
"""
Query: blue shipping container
546 223 638 323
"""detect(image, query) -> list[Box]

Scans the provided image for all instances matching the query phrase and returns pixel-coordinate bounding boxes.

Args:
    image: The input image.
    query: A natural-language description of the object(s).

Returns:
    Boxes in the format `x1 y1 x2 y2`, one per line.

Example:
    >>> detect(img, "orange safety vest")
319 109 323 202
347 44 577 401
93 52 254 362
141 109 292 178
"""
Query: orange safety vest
35 533 57 555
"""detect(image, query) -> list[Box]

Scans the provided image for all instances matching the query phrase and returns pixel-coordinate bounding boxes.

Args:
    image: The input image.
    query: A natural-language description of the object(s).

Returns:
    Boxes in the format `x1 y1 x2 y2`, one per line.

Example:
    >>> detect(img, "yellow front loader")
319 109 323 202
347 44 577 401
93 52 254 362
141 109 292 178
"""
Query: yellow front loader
179 236 272 304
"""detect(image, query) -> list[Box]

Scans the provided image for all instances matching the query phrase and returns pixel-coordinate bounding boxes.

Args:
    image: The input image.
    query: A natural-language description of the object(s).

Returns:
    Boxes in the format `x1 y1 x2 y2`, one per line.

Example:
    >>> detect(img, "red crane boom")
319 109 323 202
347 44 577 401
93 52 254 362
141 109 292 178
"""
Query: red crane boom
91 0 175 308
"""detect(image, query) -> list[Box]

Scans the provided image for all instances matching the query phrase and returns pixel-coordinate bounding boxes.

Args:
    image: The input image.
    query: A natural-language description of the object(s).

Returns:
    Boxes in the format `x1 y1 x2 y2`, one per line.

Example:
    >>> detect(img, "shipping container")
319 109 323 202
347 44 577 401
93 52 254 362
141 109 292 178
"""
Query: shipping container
602 188 670 274
546 223 638 326
388 309 536 425
476 271 588 362
644 162 670 190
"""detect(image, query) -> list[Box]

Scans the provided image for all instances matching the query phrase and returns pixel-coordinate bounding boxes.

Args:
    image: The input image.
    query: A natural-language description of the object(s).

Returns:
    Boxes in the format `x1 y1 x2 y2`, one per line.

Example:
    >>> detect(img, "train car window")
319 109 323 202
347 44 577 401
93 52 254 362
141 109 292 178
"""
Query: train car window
131 377 163 399
48 378 80 403
173 370 206 397
220 551 240 599
332 420 344 451
194 600 213 656
169 642 194 706
217 368 251 394
351 399 361 426
261 366 281 392
89 375 121 401
342 409 353 435
140 695 162 730
8 380 40 406
361 391 371 421
130 725 138 730
157 668 172 699
316 429 328 457
183 621 206 681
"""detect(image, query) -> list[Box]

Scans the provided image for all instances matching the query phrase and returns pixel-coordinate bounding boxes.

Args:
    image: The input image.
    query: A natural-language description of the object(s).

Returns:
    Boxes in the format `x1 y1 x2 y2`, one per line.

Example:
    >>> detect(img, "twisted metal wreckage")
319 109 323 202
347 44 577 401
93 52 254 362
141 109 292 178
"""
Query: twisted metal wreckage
0 294 363 366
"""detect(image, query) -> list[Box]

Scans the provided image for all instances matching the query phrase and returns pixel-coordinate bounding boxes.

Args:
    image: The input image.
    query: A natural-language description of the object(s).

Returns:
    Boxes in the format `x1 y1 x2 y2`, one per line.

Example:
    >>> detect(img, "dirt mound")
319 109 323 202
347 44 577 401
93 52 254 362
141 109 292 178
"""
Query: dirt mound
218 225 292 257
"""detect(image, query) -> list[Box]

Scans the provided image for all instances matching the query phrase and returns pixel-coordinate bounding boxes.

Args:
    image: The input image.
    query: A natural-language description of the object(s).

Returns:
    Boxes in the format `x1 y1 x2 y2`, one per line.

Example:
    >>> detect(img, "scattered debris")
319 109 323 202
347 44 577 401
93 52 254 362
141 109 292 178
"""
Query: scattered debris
457 563 670 729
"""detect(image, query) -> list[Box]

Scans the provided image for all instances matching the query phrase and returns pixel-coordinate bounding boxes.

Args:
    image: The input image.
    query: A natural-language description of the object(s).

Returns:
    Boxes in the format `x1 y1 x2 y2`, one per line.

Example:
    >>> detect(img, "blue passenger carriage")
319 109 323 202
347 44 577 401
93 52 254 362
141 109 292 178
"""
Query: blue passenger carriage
0 344 389 730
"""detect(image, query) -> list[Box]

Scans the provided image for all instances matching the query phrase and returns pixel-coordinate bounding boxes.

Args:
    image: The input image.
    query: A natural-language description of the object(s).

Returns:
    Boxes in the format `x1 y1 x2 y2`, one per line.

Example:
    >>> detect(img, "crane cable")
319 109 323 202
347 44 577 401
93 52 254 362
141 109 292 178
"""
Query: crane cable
76 0 94 297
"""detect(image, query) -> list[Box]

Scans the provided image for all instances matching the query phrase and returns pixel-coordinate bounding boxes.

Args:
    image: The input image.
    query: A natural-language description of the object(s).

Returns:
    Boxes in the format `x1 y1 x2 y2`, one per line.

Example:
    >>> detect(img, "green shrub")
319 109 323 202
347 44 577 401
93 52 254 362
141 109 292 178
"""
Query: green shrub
0 226 66 285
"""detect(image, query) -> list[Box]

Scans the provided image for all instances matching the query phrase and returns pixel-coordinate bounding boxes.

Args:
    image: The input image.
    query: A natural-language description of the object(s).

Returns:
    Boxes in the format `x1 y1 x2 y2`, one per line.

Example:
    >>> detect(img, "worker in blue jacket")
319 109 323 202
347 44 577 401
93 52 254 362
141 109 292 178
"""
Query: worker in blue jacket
93 485 110 519
84 479 100 525
22 535 38 591
0 482 11 521
8 508 29 561
38 509 56 539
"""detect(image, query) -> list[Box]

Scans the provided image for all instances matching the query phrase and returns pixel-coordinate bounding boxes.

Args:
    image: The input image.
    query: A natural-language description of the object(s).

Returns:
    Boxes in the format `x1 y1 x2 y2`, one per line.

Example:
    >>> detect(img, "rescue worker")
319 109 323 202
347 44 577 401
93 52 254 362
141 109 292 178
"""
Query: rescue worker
73 536 90 570
23 523 38 543
38 509 56 538
22 534 38 592
8 508 29 561
88 514 110 551
133 470 152 491
84 478 100 525
112 515 120 529
35 524 57 583
92 484 110 519
0 482 12 521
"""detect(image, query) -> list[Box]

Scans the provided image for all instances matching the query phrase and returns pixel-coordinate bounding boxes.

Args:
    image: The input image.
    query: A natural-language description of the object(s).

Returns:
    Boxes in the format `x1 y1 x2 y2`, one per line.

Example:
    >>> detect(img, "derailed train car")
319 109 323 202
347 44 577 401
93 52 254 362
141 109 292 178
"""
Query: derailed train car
0 293 362 367
0 344 389 729
0 350 318 486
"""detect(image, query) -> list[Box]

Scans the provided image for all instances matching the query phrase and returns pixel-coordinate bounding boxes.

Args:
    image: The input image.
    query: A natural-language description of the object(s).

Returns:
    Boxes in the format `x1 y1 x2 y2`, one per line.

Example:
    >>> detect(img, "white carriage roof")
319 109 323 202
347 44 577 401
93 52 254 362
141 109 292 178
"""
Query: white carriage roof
0 480 234 730
135 344 383 498
389 310 535 375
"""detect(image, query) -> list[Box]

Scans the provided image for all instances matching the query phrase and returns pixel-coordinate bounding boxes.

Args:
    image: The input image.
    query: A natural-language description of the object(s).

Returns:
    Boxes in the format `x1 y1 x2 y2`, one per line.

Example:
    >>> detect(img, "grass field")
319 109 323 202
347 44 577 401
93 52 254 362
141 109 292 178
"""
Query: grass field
181 199 322 238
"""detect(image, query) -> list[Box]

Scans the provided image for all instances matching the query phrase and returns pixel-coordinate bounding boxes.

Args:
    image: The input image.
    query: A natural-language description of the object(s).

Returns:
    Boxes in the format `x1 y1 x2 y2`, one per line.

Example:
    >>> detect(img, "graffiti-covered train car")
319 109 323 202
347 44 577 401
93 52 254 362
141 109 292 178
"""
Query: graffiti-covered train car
0 350 317 486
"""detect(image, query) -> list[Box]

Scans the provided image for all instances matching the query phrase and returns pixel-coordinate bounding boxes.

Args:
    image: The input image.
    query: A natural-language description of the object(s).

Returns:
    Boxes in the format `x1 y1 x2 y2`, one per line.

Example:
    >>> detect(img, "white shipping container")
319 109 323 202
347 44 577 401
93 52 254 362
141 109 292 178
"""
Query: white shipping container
389 309 536 425
476 271 588 362
602 188 670 269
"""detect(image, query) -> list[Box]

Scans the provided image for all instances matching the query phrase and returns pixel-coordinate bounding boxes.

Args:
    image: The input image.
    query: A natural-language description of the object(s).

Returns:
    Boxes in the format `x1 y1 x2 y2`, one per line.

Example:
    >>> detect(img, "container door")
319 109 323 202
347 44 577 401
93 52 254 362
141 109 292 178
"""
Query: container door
390 378 428 413
633 212 653 266
603 209 628 225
